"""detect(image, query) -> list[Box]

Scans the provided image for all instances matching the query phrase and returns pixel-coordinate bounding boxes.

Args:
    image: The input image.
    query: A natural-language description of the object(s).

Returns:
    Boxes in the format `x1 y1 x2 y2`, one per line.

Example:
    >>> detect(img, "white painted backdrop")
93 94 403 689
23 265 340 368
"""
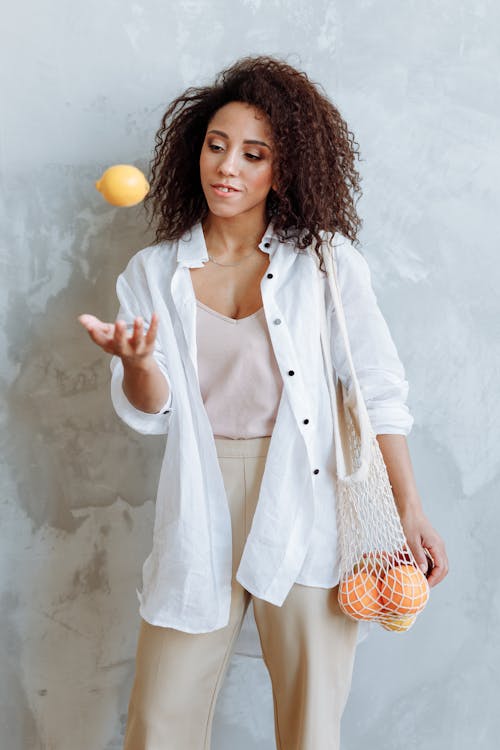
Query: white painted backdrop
1 1 498 748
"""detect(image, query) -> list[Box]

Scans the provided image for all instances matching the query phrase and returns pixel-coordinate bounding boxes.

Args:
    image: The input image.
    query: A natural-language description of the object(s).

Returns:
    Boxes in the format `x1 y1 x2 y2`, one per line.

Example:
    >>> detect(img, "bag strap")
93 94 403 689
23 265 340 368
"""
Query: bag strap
316 237 375 482
317 254 347 479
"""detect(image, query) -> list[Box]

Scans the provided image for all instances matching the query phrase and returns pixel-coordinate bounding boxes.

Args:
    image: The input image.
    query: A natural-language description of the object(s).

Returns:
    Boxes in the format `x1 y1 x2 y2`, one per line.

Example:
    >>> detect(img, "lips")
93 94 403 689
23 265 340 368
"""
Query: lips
211 183 241 193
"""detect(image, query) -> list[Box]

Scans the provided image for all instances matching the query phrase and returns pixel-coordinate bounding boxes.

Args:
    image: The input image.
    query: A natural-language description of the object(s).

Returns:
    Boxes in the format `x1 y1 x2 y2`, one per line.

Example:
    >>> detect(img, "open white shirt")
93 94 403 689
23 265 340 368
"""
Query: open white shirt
110 221 414 636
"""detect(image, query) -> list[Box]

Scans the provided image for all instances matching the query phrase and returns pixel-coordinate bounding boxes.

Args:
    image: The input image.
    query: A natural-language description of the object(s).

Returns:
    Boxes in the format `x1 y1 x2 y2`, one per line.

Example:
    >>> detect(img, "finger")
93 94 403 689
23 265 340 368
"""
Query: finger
114 319 130 354
78 314 115 339
423 540 447 570
405 537 430 576
79 320 115 349
414 545 431 576
88 327 114 348
425 558 447 587
130 317 144 347
78 313 104 331
423 546 435 565
89 323 114 353
145 312 159 346
424 548 449 587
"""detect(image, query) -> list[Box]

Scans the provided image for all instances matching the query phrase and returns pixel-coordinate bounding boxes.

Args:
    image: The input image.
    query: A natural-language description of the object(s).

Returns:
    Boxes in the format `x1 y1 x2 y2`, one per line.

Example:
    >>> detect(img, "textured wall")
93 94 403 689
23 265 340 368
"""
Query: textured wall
1 1 498 748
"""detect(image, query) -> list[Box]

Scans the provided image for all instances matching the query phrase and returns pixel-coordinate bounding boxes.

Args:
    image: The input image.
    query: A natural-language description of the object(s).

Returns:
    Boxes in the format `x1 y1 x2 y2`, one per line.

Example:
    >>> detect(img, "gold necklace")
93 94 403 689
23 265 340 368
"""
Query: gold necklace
207 249 261 267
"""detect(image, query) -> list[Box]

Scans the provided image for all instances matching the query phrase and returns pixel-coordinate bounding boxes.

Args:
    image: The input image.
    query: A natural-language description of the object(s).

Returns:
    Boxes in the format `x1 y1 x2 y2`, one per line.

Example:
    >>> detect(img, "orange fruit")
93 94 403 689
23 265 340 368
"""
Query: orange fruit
95 164 150 207
338 571 385 620
380 613 417 632
378 564 429 615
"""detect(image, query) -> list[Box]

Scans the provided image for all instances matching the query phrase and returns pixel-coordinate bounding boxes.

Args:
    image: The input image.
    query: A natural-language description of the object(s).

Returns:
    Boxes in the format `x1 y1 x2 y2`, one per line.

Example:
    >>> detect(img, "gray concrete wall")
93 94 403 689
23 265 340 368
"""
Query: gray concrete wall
1 1 498 748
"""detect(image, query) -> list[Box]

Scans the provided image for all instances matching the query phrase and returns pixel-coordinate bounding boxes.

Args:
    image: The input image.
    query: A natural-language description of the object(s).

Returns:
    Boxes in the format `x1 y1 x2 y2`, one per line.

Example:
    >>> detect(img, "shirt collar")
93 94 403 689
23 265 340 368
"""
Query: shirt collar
176 219 279 268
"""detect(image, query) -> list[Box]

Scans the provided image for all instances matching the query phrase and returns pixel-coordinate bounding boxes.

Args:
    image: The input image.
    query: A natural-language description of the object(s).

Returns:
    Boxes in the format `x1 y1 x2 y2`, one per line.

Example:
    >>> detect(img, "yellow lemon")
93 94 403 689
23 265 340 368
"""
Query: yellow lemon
379 613 417 632
95 164 150 207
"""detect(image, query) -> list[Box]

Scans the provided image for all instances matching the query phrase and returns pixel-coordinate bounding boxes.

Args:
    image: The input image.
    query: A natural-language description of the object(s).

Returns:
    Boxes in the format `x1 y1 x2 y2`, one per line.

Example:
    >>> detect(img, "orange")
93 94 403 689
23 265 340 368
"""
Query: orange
95 164 150 207
378 563 429 615
338 571 385 620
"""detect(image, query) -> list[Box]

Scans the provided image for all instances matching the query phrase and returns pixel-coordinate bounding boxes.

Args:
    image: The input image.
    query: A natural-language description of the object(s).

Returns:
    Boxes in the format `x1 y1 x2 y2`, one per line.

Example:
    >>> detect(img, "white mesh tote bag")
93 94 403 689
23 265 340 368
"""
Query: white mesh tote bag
318 239 430 633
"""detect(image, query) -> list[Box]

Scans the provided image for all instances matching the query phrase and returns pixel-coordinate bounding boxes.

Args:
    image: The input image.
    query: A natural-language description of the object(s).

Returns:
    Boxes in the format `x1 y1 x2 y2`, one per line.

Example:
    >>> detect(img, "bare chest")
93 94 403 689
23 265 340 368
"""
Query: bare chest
189 255 270 320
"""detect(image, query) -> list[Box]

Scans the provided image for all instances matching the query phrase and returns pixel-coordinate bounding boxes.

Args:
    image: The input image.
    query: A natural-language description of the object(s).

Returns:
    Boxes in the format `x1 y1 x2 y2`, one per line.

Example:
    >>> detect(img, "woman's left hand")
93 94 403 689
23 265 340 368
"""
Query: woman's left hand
400 510 449 588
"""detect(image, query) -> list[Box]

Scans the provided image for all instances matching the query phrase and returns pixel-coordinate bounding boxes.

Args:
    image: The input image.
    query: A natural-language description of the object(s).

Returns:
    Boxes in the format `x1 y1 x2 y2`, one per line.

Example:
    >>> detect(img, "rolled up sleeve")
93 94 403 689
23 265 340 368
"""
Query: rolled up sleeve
330 239 414 436
110 355 173 436
109 261 174 436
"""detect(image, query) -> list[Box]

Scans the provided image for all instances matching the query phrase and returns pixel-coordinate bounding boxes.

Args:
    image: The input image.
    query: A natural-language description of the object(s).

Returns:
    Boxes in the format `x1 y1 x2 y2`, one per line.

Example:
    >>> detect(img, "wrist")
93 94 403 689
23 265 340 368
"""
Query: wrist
397 500 426 522
392 490 425 516
121 354 156 373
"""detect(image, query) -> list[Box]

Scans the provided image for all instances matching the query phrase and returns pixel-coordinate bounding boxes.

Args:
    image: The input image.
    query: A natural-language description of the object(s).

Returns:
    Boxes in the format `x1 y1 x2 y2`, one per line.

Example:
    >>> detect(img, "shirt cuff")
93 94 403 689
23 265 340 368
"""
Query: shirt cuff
368 409 414 435
355 367 414 437
366 405 414 436
109 356 173 436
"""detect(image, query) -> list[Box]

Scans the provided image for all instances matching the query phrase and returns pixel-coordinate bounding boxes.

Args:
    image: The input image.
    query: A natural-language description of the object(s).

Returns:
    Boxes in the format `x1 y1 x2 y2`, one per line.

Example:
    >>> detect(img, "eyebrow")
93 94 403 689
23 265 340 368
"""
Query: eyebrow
207 129 271 150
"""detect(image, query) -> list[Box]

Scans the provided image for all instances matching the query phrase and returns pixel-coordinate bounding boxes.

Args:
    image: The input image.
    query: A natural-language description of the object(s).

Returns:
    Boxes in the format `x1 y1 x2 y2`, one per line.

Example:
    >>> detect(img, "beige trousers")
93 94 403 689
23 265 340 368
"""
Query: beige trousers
123 435 359 750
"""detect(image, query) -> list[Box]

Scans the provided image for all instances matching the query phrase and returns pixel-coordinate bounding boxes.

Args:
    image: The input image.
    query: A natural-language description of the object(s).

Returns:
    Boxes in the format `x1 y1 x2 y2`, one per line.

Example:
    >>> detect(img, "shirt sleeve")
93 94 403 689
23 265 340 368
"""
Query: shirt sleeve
329 238 414 436
109 258 173 436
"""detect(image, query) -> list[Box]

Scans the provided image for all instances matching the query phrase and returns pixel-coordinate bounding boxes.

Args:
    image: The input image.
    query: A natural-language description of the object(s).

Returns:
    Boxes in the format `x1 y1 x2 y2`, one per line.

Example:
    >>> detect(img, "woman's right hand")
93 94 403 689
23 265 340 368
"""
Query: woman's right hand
78 312 159 363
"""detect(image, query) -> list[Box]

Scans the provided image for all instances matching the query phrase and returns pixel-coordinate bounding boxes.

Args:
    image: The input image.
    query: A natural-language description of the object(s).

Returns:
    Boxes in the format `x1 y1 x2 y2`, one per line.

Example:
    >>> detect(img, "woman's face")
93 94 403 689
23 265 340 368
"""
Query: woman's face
199 101 276 223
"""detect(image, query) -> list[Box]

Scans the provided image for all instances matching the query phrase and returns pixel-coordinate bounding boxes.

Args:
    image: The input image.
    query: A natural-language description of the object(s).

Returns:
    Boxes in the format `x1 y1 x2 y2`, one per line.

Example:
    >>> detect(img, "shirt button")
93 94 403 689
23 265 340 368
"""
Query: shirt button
313 469 320 475
264 242 271 248
273 318 282 325
267 273 273 279
288 370 295 376
303 419 309 424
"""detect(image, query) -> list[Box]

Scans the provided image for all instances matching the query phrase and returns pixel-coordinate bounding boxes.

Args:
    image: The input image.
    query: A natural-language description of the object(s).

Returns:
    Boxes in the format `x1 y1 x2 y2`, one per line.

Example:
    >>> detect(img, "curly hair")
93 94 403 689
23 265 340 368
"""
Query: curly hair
144 55 363 268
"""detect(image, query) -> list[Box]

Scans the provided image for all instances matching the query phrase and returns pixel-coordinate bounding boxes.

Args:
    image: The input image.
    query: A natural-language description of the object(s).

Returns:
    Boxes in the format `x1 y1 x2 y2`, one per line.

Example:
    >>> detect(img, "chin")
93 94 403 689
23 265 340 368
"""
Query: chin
205 202 246 219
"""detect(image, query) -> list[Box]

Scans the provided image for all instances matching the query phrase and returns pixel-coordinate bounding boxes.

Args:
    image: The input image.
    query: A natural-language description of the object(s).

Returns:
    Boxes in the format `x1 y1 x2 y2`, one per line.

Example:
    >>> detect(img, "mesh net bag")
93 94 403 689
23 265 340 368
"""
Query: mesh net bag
318 241 430 633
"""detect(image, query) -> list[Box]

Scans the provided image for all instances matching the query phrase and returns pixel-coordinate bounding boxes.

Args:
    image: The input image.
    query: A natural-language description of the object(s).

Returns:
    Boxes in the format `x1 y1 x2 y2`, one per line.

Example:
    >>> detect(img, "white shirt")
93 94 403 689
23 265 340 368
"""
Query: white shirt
109 221 414 634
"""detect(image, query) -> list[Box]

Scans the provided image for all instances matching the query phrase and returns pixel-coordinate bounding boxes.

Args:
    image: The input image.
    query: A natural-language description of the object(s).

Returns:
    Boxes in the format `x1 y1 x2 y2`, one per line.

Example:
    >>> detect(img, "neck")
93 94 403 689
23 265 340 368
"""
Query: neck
202 211 269 258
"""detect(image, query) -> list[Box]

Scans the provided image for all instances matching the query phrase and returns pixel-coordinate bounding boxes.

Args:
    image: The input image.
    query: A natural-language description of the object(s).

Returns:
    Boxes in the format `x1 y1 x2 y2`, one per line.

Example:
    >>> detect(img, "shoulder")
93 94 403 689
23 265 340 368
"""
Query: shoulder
320 229 366 260
114 241 178 306
119 240 178 280
319 230 372 283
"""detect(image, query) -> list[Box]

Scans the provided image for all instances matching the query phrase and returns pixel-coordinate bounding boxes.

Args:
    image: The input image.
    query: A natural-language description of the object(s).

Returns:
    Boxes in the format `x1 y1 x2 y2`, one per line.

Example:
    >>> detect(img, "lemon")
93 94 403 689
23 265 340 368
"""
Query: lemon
379 613 417 632
95 164 150 207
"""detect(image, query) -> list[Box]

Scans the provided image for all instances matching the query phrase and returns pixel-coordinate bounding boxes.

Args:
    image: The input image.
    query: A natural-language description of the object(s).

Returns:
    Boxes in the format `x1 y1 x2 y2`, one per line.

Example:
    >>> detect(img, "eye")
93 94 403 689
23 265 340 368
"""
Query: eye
208 143 224 152
245 153 262 161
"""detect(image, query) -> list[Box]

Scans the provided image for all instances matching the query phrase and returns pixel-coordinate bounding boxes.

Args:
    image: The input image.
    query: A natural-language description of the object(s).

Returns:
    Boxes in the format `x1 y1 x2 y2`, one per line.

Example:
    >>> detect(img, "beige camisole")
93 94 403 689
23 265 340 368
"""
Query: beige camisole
195 299 283 439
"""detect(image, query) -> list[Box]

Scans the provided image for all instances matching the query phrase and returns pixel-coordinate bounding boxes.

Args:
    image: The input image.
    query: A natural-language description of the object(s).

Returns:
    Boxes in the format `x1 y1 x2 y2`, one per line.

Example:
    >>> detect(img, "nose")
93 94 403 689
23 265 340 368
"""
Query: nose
218 148 239 176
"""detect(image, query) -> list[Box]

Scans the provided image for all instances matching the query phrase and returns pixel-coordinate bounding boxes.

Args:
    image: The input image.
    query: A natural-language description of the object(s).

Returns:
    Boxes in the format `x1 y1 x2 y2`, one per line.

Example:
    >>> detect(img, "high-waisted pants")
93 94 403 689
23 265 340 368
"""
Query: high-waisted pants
123 435 359 750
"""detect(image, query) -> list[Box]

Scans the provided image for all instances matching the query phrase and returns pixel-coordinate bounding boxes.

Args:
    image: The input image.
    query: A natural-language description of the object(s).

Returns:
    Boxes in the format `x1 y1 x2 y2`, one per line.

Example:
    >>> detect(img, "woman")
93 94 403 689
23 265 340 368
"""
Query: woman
79 56 448 750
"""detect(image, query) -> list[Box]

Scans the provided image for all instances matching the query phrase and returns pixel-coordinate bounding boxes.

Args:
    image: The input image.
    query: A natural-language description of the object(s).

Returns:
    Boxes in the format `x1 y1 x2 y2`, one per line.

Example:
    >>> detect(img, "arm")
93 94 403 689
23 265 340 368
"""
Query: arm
331 238 449 588
375 434 422 516
122 356 169 413
79 254 174 435
376 434 448 588
115 315 170 413
329 239 414 436
79 311 173 432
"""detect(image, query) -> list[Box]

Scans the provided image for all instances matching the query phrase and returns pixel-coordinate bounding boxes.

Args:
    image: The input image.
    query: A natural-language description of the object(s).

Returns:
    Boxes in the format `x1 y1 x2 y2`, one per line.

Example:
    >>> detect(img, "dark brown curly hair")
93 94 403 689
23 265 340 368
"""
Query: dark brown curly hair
144 55 363 268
